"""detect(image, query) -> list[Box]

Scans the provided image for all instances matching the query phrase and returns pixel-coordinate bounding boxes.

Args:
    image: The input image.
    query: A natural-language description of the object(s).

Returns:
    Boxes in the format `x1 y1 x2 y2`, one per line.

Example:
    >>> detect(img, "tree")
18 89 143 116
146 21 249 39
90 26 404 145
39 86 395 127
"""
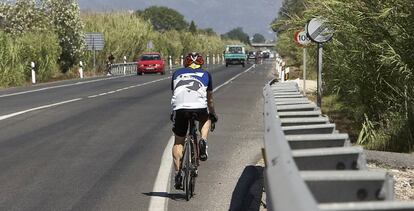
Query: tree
271 0 305 32
189 20 197 34
252 33 266 43
222 27 250 45
136 6 188 32
0 0 48 35
199 28 217 36
44 0 84 73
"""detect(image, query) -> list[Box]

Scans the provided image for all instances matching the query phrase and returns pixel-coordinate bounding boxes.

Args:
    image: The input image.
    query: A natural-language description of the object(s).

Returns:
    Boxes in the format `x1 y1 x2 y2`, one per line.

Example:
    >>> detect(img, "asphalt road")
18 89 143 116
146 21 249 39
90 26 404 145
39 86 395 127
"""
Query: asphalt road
0 62 274 210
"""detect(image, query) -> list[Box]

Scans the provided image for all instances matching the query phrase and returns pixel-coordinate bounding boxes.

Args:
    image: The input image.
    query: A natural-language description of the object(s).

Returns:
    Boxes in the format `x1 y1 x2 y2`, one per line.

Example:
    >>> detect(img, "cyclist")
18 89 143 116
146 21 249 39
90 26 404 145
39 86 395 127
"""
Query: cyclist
170 52 218 189
106 53 115 76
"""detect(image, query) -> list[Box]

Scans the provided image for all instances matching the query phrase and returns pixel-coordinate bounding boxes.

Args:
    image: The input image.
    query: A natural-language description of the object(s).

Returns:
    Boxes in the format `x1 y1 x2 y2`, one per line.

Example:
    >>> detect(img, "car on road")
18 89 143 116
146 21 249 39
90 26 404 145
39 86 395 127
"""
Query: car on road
224 45 247 67
137 52 165 75
247 51 256 60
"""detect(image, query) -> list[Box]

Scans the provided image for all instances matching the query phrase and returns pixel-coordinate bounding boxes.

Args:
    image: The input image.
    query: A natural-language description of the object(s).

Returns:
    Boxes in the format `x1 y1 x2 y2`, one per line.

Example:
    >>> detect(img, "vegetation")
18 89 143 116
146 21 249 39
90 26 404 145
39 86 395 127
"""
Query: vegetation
189 20 197 35
135 6 188 32
252 33 266 43
273 0 414 152
45 0 84 73
0 2 237 87
221 27 251 45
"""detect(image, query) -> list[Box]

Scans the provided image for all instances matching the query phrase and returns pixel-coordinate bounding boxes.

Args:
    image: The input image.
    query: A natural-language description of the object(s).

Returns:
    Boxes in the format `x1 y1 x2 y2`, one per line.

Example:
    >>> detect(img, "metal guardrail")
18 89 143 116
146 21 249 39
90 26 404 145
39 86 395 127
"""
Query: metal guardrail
263 80 414 211
109 62 137 76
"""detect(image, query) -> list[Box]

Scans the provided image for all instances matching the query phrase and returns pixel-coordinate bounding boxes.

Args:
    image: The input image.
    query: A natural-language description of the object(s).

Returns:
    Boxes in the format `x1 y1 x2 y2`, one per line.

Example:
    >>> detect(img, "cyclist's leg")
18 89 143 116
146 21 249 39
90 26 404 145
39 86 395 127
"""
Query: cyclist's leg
197 109 210 140
199 118 210 140
172 109 189 171
172 135 185 171
197 109 210 161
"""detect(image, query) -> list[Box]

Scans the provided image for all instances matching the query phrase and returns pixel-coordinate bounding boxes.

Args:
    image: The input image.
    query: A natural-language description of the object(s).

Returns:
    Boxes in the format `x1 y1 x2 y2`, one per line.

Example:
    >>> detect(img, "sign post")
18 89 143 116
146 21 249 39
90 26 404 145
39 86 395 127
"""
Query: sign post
294 30 311 94
305 17 334 108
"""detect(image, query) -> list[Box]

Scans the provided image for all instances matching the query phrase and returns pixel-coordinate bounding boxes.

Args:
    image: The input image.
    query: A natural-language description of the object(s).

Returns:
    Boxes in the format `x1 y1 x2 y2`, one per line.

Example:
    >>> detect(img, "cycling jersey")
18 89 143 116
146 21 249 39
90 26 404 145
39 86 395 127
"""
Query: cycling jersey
171 68 212 110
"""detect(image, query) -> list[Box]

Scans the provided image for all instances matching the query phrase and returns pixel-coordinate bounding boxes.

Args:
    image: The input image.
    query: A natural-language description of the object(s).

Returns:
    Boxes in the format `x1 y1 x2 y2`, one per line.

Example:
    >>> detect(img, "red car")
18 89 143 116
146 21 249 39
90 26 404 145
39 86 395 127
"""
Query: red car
137 52 165 75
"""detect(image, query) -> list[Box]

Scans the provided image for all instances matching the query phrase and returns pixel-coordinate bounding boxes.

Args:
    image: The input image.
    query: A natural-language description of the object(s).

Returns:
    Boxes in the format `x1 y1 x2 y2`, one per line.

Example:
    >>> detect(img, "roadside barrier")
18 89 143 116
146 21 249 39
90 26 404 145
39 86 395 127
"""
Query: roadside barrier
263 80 414 211
109 62 137 76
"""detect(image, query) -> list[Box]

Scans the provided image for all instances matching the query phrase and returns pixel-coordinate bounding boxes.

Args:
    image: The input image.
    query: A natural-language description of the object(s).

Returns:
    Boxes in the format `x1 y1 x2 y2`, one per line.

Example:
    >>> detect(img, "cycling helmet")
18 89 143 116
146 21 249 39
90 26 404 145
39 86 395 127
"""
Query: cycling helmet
184 52 204 68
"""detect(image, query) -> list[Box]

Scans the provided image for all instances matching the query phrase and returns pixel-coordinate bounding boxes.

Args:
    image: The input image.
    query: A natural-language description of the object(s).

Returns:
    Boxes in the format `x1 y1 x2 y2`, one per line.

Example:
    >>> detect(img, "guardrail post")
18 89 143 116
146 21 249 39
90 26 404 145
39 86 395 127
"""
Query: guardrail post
180 55 184 67
31 62 36 84
79 61 84 79
123 56 127 75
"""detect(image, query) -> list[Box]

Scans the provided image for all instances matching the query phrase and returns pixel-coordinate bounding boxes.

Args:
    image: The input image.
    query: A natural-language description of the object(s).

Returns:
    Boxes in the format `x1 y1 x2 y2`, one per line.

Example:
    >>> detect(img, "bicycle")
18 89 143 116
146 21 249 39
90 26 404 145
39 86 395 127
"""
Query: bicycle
179 113 215 201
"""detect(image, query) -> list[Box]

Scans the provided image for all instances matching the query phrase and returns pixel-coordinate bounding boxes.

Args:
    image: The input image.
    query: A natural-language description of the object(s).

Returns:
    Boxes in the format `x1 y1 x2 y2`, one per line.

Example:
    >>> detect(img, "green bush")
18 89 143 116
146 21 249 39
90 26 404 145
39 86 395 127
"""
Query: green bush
82 12 236 70
0 31 26 87
0 30 60 87
82 12 152 70
18 31 61 82
274 0 414 152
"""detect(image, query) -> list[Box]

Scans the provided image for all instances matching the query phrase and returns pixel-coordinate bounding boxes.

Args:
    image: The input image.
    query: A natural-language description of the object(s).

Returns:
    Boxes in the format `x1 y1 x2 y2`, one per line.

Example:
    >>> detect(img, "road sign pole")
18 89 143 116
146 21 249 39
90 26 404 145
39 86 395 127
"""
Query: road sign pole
93 50 96 69
317 43 323 108
303 48 307 95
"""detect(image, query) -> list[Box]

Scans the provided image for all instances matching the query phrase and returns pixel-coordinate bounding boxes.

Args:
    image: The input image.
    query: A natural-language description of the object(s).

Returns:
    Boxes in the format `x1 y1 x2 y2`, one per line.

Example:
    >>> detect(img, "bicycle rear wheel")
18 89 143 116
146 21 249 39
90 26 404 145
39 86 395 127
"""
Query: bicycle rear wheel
190 139 198 197
183 141 191 201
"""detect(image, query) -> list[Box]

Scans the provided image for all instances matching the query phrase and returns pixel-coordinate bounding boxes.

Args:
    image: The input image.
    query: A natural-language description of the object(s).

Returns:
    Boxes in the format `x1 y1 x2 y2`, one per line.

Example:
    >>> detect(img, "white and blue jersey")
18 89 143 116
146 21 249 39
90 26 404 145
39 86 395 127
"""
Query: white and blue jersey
171 68 212 110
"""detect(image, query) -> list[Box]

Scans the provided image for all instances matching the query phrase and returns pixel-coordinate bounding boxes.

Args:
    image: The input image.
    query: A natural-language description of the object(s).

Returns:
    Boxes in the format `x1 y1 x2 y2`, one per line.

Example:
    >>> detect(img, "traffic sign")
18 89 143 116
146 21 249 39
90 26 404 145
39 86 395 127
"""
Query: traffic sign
84 33 104 50
294 30 311 46
306 18 334 43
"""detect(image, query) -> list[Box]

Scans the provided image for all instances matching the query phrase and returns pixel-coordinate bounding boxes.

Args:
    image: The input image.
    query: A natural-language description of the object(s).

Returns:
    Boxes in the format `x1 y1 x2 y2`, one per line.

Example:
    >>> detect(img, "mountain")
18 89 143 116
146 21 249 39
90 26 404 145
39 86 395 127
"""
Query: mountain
76 0 282 40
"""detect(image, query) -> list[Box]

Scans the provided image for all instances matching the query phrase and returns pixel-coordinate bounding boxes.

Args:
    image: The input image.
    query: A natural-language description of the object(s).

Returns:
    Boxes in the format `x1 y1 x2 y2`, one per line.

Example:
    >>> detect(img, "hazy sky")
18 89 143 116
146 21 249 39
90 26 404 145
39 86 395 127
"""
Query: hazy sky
76 0 283 40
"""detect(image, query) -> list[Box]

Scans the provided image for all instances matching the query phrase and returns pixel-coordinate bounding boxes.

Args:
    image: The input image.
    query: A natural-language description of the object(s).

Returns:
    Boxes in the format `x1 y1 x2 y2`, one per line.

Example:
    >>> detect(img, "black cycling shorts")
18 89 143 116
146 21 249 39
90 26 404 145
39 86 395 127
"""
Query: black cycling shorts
172 108 209 137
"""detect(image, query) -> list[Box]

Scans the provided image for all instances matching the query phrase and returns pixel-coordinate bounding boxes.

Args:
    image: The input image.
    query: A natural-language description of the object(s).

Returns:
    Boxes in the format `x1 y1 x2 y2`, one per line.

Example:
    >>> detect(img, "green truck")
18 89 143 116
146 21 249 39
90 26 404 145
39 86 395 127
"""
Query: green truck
224 45 247 67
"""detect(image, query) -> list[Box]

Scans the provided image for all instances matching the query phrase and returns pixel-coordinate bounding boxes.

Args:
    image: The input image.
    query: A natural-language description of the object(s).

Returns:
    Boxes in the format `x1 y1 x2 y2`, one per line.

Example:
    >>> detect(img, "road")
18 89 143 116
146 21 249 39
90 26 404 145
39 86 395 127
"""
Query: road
0 62 274 210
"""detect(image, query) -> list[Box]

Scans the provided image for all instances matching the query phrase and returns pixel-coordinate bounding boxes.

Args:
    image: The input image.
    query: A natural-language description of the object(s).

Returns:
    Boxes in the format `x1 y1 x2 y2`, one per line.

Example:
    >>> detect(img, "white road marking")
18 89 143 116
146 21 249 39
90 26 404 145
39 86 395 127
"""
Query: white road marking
86 77 171 99
213 66 254 92
148 136 174 211
149 65 254 211
1 77 172 121
0 98 82 121
0 75 129 98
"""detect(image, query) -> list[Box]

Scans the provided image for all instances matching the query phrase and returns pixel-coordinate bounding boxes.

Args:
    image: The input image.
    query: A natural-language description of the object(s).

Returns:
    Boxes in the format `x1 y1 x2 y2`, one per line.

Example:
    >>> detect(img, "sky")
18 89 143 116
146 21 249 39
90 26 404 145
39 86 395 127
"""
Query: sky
76 0 283 40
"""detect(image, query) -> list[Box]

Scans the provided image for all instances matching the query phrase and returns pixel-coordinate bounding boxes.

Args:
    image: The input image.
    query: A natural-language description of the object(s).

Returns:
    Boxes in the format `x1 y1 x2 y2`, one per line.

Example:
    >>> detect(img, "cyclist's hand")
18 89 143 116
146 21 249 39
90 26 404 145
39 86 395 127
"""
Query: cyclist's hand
209 112 218 123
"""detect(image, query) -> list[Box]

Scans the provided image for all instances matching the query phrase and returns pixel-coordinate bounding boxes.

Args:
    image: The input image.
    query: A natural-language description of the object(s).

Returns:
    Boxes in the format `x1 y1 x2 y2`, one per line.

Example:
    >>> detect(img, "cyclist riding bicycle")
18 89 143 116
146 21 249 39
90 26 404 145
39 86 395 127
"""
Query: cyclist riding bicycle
171 52 218 189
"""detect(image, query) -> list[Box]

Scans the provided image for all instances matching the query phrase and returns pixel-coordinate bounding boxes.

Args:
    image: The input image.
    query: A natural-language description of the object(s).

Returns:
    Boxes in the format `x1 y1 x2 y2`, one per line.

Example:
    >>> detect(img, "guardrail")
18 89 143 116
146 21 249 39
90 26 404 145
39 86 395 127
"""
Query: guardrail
263 80 414 211
109 62 137 76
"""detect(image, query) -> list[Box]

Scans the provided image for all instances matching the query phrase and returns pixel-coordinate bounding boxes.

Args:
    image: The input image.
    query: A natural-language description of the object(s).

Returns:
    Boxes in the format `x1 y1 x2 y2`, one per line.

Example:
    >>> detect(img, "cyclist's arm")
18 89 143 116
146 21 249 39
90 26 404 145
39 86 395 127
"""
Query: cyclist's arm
207 91 215 114
206 72 215 114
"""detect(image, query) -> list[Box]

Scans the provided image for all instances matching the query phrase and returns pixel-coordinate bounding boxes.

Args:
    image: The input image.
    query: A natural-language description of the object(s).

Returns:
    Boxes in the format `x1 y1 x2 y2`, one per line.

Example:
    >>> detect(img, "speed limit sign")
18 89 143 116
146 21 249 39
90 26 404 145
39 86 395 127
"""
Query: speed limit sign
294 30 311 46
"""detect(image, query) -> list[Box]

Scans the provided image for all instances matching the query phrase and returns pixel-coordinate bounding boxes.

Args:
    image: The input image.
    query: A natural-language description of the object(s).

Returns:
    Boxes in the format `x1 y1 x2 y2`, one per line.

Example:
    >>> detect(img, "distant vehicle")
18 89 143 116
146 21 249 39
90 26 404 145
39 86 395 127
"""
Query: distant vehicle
247 51 256 60
224 45 247 67
137 52 165 75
